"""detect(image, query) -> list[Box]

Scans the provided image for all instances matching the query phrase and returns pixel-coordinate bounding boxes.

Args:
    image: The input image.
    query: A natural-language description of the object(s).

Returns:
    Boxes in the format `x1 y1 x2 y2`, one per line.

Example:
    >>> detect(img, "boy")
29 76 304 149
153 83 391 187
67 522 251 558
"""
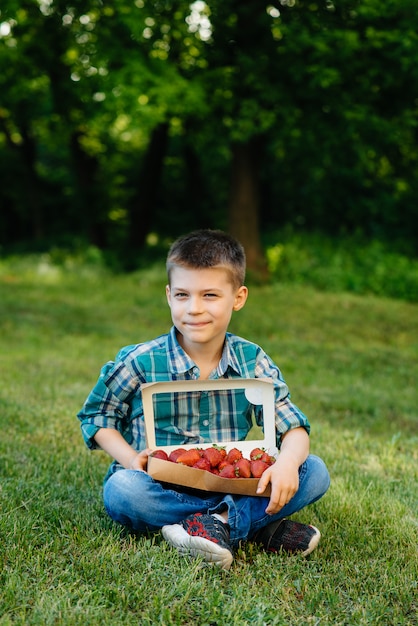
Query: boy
78 229 330 570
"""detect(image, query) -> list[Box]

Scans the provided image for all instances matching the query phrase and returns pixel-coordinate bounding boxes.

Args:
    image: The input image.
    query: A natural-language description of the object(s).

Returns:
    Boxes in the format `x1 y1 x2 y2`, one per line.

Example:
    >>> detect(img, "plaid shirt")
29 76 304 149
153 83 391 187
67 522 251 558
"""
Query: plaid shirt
78 327 310 460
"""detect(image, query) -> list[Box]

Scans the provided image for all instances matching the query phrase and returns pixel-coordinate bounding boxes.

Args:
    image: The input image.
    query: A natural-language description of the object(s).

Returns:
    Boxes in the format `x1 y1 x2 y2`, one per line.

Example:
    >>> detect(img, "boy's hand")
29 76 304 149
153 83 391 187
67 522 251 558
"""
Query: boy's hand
255 427 310 515
256 454 300 515
130 448 153 472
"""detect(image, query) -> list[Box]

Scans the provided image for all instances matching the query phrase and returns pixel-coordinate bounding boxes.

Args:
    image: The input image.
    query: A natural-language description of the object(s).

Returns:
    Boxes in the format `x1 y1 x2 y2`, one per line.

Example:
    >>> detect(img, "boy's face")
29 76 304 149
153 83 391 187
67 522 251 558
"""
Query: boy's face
166 266 248 354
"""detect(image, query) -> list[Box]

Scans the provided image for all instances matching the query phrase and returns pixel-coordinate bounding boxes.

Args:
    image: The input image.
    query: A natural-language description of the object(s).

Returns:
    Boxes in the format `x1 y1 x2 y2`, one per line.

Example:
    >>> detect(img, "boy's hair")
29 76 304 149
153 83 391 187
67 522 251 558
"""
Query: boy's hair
166 229 246 289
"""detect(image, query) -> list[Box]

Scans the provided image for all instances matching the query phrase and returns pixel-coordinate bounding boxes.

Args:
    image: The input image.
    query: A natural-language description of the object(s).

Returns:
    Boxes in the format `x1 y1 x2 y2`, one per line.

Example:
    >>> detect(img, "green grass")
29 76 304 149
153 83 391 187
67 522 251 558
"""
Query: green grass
0 257 417 625
264 231 418 303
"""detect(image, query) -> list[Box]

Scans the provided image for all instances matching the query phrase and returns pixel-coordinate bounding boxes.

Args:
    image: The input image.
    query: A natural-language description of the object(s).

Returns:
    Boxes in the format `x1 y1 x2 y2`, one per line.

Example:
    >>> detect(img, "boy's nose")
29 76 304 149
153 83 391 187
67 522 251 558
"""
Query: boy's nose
187 296 203 314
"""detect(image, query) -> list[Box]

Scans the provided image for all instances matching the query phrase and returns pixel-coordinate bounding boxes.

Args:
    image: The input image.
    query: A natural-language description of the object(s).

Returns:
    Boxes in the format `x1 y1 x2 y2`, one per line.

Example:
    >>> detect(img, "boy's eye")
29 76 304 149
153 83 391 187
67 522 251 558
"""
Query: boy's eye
204 293 218 298
174 292 188 298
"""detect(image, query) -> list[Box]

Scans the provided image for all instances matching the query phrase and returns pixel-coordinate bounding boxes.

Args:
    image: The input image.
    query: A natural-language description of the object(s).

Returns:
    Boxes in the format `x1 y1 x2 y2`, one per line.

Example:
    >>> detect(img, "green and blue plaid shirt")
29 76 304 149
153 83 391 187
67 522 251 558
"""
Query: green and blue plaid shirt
78 327 310 462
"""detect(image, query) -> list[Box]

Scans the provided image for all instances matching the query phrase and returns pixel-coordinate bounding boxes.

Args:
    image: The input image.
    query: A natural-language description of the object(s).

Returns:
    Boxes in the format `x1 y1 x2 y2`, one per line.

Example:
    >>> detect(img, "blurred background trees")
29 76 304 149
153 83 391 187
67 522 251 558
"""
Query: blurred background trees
1 0 417 273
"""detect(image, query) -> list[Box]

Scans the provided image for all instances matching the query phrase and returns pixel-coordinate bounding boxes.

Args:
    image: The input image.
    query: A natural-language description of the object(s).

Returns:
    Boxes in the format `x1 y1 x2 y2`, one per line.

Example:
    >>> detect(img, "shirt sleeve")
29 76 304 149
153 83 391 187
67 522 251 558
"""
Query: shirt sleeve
77 354 142 450
254 348 310 446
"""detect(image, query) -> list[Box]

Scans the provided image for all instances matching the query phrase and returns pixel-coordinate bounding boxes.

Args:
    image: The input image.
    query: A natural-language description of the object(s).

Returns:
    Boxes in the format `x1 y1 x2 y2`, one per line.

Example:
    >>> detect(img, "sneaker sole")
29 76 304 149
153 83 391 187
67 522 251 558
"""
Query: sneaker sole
162 523 233 570
302 525 321 556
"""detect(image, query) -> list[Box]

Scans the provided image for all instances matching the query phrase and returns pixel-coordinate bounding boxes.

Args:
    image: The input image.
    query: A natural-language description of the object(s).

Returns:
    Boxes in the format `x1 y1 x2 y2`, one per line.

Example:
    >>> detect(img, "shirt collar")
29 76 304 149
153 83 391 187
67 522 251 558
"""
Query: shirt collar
217 333 244 376
166 327 243 377
166 327 195 374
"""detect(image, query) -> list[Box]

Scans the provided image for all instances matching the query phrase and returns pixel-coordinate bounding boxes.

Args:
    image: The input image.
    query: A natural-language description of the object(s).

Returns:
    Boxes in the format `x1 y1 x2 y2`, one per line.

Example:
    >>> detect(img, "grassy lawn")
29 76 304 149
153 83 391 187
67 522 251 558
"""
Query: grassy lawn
0 259 417 625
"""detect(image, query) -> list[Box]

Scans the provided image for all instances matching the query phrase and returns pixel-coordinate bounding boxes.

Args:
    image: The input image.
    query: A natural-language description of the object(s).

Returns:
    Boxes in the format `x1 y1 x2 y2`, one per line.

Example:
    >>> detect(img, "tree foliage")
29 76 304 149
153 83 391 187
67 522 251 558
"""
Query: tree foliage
261 0 418 244
1 0 417 268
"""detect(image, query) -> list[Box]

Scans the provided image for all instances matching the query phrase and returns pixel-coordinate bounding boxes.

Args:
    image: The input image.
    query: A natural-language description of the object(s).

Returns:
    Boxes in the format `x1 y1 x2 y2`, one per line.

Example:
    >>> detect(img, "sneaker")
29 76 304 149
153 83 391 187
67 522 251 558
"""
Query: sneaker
162 513 234 570
253 519 321 556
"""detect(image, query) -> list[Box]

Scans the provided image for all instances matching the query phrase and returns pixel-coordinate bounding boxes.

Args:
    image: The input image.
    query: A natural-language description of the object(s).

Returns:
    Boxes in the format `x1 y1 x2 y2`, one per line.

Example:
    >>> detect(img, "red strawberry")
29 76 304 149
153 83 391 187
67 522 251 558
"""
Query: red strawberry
175 449 201 467
152 449 169 461
226 448 243 464
261 452 276 466
250 447 265 461
168 448 186 463
219 464 236 478
217 447 227 459
193 457 212 472
218 459 229 472
203 447 224 468
250 459 270 478
234 458 251 478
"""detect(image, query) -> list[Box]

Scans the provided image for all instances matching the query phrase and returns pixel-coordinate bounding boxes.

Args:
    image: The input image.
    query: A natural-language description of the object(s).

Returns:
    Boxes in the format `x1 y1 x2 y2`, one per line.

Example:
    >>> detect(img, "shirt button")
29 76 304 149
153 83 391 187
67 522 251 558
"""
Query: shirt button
202 419 209 427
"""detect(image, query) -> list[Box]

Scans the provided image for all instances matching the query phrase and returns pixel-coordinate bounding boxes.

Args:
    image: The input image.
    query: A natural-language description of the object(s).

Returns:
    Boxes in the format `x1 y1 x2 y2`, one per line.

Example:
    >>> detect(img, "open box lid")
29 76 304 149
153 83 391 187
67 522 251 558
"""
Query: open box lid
141 378 276 453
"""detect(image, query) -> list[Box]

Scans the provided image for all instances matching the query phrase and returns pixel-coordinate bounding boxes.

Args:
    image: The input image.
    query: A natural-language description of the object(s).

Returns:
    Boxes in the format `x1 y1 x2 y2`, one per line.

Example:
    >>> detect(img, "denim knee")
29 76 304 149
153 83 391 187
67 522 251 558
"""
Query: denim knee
306 454 331 500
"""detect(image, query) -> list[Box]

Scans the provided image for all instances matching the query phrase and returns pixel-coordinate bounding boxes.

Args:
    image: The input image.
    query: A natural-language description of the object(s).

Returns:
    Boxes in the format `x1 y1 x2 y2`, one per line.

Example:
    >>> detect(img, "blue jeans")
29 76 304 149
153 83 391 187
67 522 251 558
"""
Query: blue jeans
103 454 330 547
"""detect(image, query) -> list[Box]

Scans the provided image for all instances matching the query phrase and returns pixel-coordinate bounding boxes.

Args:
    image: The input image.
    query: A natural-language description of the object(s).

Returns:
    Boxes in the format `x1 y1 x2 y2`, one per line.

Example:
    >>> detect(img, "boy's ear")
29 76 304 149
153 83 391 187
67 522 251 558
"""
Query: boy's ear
165 284 171 306
233 285 248 311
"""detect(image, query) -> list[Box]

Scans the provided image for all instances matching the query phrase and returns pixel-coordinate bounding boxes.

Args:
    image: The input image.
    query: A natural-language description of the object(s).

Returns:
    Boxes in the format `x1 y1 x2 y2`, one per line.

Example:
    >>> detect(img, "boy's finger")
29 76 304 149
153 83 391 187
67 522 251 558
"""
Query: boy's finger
256 474 269 494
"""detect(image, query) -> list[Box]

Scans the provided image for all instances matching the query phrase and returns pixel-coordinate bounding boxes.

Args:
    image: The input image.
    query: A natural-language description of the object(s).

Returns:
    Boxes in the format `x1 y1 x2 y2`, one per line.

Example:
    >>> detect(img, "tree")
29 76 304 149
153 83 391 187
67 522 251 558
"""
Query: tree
202 0 286 278
0 0 209 255
260 0 418 245
0 0 112 246
1 0 418 259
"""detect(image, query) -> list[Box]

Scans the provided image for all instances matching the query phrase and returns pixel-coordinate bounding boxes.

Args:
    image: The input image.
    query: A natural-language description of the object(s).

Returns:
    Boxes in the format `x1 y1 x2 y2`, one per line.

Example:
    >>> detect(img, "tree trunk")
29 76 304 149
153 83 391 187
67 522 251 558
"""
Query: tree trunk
128 122 169 251
0 115 40 244
70 130 107 248
19 123 43 241
228 139 268 281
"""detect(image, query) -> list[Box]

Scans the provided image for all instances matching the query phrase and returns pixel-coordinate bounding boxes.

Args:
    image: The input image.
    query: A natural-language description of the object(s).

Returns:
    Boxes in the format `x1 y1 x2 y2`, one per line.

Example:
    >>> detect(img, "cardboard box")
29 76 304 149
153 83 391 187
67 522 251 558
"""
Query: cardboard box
143 378 277 496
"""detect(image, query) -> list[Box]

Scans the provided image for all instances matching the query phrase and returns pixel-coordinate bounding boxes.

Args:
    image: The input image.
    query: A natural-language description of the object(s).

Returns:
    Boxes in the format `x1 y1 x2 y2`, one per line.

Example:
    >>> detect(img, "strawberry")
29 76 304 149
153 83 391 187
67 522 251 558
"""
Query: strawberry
193 457 212 471
234 457 251 478
250 459 270 478
175 449 201 467
218 459 229 472
168 448 186 463
203 447 224 468
152 449 169 461
261 452 276 466
250 447 265 461
218 447 227 459
226 448 243 464
219 464 236 478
